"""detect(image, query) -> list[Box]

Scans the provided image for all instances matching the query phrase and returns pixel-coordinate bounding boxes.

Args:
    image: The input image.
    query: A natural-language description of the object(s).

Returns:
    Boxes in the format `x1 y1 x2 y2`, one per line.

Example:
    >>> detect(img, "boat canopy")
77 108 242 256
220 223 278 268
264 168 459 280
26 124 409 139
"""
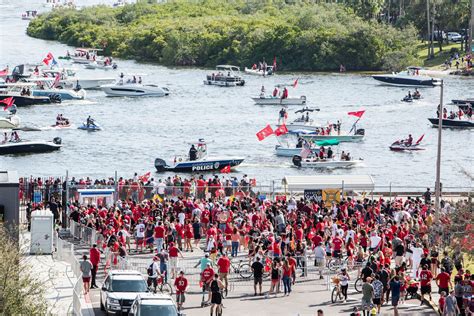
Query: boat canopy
216 65 240 71
282 174 375 191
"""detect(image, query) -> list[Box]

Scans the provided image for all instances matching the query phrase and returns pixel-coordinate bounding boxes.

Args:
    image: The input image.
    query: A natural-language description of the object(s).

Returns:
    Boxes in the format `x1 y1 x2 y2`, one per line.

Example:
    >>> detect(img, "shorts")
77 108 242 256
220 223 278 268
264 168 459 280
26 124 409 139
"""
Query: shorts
439 287 449 295
136 237 144 245
332 250 342 258
219 272 228 280
254 277 263 285
82 277 91 282
314 258 325 267
147 237 154 245
421 285 431 295
169 257 178 269
211 292 222 304
176 293 185 304
373 298 381 305
392 295 400 306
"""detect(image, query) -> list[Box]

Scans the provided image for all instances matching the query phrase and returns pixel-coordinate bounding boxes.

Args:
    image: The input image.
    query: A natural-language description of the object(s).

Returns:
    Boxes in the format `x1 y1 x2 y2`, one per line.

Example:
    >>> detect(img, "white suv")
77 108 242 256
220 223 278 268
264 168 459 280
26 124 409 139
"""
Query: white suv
447 32 462 42
129 293 183 316
100 270 150 315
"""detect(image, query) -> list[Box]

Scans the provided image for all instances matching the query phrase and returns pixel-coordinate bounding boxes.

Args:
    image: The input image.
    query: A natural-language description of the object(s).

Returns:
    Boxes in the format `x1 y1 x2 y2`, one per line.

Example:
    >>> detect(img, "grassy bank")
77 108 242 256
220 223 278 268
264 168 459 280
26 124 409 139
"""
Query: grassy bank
416 41 466 68
27 1 419 71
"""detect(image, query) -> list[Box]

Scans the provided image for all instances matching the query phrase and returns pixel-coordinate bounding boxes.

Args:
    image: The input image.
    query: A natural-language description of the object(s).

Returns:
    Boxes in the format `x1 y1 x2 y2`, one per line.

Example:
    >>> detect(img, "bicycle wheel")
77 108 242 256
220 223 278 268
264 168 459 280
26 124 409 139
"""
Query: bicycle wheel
238 263 252 279
331 287 342 303
354 278 362 293
326 258 333 269
328 259 341 272
160 282 173 294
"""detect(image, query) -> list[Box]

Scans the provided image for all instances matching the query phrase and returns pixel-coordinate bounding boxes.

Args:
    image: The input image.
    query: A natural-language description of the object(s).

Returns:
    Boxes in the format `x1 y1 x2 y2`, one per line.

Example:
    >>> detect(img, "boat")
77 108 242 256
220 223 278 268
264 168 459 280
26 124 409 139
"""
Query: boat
279 107 321 131
0 114 20 129
244 65 274 76
21 10 38 20
154 140 244 172
70 48 103 64
428 118 474 129
10 64 42 81
252 95 306 106
292 155 362 168
101 76 169 97
204 65 245 87
84 61 117 70
0 137 62 155
78 122 102 131
452 98 474 106
0 83 61 106
275 145 319 157
389 135 425 151
296 129 365 142
32 87 86 100
401 96 413 102
372 68 441 87
39 69 115 90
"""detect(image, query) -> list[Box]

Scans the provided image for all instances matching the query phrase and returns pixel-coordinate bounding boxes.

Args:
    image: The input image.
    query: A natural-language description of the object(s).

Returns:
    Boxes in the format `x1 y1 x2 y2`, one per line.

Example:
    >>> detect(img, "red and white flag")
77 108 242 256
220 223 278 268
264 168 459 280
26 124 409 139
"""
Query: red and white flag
220 165 231 174
0 68 8 77
347 110 365 118
300 147 312 159
52 73 61 88
0 97 14 111
293 78 298 88
139 172 151 182
256 124 274 141
274 124 288 136
43 52 54 65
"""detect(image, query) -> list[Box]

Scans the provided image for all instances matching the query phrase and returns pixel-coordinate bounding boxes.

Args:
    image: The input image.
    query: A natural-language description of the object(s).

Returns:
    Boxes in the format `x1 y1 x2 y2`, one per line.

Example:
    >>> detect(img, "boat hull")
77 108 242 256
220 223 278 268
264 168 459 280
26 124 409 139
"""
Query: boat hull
252 96 306 106
33 89 86 100
204 80 245 87
428 118 474 129
0 141 61 155
275 146 318 157
101 85 169 97
300 134 364 142
78 123 102 131
292 155 362 168
389 144 425 151
0 95 53 106
372 75 440 87
452 99 474 106
244 67 273 76
155 158 244 172
0 116 20 129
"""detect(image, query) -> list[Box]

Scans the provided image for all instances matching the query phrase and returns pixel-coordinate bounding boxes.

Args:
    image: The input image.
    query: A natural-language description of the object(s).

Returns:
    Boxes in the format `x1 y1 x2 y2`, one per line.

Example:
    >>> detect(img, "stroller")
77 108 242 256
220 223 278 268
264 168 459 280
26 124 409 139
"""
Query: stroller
405 278 419 300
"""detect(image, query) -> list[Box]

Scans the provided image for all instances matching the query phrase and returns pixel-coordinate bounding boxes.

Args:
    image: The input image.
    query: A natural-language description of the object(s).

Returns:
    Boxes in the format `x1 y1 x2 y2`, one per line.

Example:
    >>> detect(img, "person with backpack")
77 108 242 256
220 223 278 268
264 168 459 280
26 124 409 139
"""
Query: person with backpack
441 251 454 275
147 256 161 293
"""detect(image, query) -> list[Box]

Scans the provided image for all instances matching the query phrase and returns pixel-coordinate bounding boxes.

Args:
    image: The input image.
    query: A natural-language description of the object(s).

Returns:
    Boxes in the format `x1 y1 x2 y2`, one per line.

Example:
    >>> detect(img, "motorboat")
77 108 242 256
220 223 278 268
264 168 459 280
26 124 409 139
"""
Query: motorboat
84 61 117 70
0 83 61 106
252 95 306 106
32 87 86 100
204 65 245 87
274 133 321 157
296 129 365 142
275 145 319 157
21 10 38 20
70 48 103 64
101 76 169 97
428 117 474 129
39 69 115 90
372 68 441 87
279 107 321 132
244 65 274 76
292 155 362 168
78 122 102 131
452 98 474 106
0 114 20 129
154 140 244 172
0 137 62 155
10 64 42 81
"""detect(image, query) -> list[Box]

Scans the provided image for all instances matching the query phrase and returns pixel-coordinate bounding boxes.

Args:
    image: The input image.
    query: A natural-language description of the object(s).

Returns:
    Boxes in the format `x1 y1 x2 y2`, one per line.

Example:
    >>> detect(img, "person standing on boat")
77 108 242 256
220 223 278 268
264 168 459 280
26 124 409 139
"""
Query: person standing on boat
405 134 413 146
327 147 333 159
273 87 279 98
279 108 287 124
282 87 289 99
260 85 265 98
189 145 198 161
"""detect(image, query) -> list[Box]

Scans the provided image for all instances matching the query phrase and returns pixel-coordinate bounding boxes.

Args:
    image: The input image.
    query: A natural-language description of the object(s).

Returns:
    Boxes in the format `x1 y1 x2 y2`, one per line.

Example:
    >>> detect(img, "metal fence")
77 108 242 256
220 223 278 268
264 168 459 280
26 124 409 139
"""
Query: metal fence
70 220 96 248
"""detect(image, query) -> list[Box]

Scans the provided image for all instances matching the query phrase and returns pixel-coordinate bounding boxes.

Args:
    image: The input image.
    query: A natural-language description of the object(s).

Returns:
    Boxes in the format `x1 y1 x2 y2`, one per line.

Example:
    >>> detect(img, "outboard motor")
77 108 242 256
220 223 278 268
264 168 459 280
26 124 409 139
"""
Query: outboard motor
49 93 62 103
355 128 365 136
154 158 168 172
292 155 302 167
53 137 62 145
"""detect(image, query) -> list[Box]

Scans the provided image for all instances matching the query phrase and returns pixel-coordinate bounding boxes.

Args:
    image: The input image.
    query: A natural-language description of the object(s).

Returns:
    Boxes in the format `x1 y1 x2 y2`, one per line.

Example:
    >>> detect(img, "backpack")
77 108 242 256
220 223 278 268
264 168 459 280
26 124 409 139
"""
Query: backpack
147 263 153 276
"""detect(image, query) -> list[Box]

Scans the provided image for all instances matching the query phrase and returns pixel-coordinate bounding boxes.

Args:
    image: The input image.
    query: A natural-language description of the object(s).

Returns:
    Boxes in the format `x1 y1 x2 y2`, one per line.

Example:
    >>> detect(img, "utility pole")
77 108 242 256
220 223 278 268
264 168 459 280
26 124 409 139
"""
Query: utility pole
427 0 432 58
434 80 444 220
470 0 474 54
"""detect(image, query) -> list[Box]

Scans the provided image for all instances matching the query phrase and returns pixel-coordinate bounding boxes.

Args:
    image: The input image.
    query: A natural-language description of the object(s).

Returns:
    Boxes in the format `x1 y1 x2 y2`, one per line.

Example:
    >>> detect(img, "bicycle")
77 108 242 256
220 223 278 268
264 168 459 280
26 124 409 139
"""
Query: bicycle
354 277 363 293
331 277 344 303
327 256 349 272
148 272 173 294
229 259 252 279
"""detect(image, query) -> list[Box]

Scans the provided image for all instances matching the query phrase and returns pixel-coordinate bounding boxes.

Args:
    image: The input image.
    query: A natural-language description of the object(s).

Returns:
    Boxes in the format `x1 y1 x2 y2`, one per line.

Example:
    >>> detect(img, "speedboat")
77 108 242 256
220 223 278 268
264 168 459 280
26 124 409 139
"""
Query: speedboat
78 122 102 131
297 129 365 142
275 145 319 157
428 117 474 129
204 65 245 87
372 68 441 87
279 107 321 131
70 48 103 64
84 61 117 70
292 155 362 168
0 137 62 155
39 69 115 90
30 81 86 100
452 98 474 106
154 140 244 172
0 114 20 129
101 77 169 97
252 95 306 106
21 10 38 20
244 65 274 76
0 83 61 106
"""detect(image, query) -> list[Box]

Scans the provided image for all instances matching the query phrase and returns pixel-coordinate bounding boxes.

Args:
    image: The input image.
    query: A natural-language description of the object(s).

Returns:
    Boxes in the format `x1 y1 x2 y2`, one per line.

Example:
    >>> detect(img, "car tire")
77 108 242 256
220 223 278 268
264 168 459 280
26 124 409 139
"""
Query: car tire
100 294 105 311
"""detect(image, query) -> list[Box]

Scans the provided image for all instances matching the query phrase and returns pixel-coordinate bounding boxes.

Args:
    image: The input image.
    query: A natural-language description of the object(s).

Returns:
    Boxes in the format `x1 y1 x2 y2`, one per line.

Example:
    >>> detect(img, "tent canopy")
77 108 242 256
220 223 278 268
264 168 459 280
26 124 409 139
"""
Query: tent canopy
282 175 375 191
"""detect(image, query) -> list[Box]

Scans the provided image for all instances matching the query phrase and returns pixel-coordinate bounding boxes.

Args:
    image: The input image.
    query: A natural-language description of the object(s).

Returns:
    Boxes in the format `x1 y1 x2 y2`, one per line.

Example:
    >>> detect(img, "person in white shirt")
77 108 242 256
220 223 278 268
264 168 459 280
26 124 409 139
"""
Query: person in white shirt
147 256 162 292
411 242 423 278
178 211 186 225
313 243 326 279
345 228 356 244
157 180 166 197
135 219 146 252
369 232 382 253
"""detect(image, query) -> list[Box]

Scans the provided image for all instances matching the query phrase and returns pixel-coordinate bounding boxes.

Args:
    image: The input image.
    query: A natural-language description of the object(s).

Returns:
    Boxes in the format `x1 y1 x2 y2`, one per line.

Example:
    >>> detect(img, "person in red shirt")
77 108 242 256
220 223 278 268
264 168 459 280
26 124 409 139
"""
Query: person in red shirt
201 263 214 305
174 271 188 311
436 267 452 295
154 222 165 253
168 242 184 279
419 264 433 302
332 235 344 258
216 252 231 295
89 244 101 289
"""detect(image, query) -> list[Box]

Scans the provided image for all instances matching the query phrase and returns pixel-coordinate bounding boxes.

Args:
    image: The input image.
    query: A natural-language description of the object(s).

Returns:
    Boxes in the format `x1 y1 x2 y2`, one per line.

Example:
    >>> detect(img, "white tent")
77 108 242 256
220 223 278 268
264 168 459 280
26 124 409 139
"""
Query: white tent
282 175 375 192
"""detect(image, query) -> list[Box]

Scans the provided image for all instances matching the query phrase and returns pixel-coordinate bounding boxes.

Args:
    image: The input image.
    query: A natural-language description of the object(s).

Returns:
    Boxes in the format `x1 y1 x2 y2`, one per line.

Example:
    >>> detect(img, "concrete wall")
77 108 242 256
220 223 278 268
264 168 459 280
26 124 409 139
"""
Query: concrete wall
0 171 19 228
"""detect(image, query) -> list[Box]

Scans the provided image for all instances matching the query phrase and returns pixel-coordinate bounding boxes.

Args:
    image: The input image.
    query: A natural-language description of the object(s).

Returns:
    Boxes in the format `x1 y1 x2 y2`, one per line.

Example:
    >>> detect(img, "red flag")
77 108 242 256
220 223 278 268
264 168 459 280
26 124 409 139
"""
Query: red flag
1 97 14 110
347 110 365 118
274 124 288 136
256 124 274 141
139 171 151 182
272 57 277 71
53 73 61 88
415 134 424 144
293 79 298 88
0 68 8 77
220 165 231 174
43 52 54 65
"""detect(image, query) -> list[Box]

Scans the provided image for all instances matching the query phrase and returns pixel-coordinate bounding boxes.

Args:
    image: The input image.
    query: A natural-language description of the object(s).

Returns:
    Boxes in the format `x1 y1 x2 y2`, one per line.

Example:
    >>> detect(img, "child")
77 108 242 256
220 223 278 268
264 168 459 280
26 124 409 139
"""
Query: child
438 291 446 315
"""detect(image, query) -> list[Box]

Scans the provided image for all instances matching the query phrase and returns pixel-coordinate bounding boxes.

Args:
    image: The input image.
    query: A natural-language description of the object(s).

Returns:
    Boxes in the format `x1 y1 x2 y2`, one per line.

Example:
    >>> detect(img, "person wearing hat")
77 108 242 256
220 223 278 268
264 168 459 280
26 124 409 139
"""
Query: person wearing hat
174 271 188 311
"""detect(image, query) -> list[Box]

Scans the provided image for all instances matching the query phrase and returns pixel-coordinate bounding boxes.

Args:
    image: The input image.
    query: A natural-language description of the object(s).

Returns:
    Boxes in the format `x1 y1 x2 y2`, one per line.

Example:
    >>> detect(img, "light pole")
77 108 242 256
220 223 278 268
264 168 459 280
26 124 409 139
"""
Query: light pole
434 80 444 219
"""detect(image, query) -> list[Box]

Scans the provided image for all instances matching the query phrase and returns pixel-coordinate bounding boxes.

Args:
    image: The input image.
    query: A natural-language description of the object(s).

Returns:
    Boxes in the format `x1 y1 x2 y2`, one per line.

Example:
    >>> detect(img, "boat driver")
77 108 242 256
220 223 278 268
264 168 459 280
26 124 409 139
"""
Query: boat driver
406 134 413 146
86 116 95 127
189 145 198 161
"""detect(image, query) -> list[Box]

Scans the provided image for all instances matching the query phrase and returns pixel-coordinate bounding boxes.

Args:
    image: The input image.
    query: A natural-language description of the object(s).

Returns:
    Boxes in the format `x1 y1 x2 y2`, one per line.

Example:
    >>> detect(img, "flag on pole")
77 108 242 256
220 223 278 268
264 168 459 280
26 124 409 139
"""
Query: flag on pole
256 124 274 141
0 97 14 111
415 134 424 144
293 78 298 88
347 110 365 118
300 147 312 159
220 165 231 174
274 124 288 136
139 171 151 182
272 56 277 71
0 68 9 77
52 73 61 88
43 52 54 65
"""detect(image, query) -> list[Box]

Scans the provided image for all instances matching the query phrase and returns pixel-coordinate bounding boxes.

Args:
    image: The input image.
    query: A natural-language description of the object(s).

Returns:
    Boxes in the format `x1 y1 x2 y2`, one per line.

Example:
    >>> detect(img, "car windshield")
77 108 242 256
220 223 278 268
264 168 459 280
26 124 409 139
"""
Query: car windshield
110 279 148 292
139 305 177 316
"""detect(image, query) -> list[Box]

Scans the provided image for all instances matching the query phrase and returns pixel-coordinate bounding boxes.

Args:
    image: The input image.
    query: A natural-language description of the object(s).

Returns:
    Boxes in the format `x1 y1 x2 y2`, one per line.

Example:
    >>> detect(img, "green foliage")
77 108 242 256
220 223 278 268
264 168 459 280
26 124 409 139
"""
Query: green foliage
27 1 420 71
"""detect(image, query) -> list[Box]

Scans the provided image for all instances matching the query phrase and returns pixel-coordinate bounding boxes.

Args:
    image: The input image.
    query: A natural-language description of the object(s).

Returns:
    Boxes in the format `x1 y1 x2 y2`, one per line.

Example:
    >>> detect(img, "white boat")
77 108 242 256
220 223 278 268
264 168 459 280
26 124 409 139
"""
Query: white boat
372 67 441 87
292 155 362 168
38 69 115 90
0 137 62 155
67 78 115 90
0 114 20 129
252 95 306 106
275 145 319 157
279 107 321 131
29 80 86 100
244 65 274 76
101 77 169 97
299 132 365 142
204 65 245 87
21 10 38 20
70 48 103 64
84 61 117 70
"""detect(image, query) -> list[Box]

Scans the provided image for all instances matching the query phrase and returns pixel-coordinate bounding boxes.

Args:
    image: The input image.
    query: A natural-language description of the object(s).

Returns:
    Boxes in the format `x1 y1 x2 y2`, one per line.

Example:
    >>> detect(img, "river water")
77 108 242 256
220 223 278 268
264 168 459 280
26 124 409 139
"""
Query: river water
0 0 473 189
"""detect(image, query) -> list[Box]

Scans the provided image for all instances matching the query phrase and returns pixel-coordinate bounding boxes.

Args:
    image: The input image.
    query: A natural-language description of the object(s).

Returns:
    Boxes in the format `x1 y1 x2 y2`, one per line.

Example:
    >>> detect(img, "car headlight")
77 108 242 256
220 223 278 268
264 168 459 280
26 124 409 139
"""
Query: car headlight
107 297 120 305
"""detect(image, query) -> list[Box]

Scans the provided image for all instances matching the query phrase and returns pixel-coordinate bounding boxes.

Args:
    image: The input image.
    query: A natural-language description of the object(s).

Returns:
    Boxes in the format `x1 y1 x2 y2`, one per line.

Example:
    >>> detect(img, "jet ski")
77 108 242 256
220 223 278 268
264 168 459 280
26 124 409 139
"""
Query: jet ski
78 122 102 131
389 135 425 151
